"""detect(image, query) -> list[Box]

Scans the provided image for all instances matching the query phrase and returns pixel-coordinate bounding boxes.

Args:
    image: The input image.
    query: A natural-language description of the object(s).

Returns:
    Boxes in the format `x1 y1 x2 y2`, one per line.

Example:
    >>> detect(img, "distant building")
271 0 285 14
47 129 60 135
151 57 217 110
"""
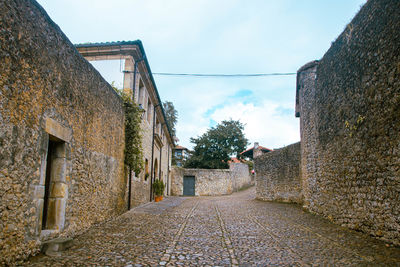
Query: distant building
241 142 273 159
173 145 189 167
228 157 244 164
76 41 175 206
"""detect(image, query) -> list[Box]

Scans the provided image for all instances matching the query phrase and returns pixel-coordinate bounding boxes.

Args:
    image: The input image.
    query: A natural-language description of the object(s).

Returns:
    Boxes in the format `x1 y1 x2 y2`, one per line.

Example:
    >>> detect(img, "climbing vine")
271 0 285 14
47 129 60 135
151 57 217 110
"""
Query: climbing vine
112 82 144 174
345 115 365 137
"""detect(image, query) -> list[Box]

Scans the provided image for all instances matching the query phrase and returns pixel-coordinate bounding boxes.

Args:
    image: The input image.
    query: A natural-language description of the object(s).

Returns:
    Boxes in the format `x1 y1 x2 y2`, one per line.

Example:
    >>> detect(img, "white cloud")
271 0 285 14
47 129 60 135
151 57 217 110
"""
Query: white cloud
210 100 299 150
36 0 365 151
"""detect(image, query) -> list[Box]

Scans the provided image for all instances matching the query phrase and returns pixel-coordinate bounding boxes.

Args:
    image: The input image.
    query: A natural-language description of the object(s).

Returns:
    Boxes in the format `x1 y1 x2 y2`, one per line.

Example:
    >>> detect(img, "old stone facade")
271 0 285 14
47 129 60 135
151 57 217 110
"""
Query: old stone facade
255 142 302 204
0 0 174 264
296 0 400 245
75 41 174 208
0 0 127 264
171 163 251 196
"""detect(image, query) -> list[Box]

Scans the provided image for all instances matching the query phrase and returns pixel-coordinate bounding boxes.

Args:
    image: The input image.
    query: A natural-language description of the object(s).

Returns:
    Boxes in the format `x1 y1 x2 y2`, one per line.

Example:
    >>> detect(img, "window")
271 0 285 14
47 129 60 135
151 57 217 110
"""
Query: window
138 81 145 106
147 98 152 123
156 118 161 135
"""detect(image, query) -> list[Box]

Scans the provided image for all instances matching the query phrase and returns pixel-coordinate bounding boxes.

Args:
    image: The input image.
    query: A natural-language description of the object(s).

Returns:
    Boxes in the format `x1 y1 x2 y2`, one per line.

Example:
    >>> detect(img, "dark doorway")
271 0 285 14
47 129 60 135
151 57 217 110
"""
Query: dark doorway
128 168 132 210
183 176 195 196
42 140 55 229
42 138 65 230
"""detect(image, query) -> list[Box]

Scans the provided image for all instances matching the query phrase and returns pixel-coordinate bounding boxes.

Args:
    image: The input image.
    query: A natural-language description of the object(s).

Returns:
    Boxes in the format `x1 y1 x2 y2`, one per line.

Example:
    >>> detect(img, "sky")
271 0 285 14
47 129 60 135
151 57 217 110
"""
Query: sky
37 0 366 150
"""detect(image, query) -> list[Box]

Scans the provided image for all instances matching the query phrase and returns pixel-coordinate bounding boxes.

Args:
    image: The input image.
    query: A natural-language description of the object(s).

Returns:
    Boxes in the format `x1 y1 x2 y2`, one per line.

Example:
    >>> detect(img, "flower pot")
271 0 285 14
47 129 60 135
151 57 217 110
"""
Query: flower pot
160 196 163 201
155 196 161 202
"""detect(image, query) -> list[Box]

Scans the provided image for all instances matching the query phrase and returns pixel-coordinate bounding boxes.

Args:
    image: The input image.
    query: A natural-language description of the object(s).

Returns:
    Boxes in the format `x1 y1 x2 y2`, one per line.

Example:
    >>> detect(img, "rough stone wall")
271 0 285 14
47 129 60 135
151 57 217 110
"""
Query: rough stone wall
0 0 126 264
255 142 302 204
296 61 319 207
171 163 251 196
298 0 400 245
129 116 152 207
230 163 254 190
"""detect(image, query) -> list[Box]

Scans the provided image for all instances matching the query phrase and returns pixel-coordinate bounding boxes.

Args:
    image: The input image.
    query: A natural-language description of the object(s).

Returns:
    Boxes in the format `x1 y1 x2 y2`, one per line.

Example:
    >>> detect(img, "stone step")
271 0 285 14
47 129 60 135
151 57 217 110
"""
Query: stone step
41 237 73 257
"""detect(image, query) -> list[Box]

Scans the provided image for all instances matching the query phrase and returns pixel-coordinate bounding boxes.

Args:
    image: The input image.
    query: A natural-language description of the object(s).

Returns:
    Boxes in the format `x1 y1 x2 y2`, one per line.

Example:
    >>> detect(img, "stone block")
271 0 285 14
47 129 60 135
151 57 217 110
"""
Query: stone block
53 144 66 158
41 237 73 257
45 198 66 230
50 158 66 182
32 185 45 199
49 183 68 198
45 118 72 143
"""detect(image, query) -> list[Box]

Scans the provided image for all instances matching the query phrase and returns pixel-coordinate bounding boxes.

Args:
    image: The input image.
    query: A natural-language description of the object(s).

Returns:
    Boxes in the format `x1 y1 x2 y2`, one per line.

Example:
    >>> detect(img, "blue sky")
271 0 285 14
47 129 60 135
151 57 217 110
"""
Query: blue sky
37 0 366 150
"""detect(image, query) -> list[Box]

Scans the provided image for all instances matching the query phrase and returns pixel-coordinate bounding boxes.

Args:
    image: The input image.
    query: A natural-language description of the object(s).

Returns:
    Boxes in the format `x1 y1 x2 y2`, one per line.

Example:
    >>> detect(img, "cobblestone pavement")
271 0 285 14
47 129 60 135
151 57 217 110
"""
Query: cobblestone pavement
25 187 400 266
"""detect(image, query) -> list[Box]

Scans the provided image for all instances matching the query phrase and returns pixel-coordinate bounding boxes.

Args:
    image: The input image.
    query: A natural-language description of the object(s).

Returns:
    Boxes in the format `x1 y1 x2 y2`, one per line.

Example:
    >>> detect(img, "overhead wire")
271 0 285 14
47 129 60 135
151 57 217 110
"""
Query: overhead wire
123 71 297 78
151 72 296 77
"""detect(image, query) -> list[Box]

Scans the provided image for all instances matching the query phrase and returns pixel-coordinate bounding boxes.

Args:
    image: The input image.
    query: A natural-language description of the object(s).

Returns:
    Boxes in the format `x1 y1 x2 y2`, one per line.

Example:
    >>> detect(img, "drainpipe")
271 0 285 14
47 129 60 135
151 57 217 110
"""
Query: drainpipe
128 168 132 210
167 145 170 195
149 104 159 201
127 56 145 207
159 136 162 193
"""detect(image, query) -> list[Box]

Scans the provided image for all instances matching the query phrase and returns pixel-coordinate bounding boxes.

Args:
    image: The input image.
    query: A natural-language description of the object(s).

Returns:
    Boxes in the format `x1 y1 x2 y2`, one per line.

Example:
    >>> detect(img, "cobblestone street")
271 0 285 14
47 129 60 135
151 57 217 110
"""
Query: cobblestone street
26 187 400 266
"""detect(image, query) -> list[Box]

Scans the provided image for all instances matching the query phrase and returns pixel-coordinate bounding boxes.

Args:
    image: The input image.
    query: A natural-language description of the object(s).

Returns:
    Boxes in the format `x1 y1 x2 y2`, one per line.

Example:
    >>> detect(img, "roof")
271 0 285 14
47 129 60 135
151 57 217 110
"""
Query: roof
75 40 175 146
228 157 244 164
174 145 188 150
241 145 273 158
75 40 141 48
241 145 272 154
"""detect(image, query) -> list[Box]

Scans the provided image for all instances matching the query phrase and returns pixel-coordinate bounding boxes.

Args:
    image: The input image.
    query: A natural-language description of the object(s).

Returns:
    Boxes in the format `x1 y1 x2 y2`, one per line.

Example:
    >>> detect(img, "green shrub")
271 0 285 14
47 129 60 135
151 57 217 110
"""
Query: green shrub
152 179 165 196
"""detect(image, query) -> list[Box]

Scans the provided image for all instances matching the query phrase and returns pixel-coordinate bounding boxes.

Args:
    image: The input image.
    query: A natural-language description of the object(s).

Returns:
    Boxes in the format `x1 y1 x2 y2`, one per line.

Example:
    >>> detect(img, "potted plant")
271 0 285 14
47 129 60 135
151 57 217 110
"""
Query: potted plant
159 179 165 201
153 179 165 202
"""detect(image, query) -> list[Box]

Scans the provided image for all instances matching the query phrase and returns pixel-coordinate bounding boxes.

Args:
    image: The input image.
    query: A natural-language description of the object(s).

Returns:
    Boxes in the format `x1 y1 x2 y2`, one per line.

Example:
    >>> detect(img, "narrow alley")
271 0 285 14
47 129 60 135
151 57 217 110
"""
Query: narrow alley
26 187 400 266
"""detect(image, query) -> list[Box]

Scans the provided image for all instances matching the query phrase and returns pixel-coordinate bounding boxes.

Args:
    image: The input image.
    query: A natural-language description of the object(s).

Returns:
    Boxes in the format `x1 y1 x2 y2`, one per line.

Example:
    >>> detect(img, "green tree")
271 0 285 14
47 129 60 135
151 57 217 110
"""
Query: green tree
111 82 143 174
185 119 249 169
163 101 178 138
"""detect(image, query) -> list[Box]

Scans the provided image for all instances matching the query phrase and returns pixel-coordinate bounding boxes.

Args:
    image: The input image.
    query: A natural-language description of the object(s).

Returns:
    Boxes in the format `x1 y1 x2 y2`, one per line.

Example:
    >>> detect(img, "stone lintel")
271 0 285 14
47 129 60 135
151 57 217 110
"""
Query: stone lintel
45 118 71 143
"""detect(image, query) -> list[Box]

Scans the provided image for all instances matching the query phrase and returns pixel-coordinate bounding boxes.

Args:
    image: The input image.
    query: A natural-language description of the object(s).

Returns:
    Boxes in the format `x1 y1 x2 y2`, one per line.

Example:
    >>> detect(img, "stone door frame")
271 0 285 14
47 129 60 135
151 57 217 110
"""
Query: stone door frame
33 117 71 240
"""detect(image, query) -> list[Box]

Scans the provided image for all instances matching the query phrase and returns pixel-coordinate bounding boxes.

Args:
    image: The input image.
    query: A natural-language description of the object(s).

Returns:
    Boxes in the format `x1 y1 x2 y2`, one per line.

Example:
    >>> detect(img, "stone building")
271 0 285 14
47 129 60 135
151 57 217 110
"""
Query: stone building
75 41 175 207
296 0 400 245
241 142 272 160
171 163 251 196
173 145 189 167
0 0 173 264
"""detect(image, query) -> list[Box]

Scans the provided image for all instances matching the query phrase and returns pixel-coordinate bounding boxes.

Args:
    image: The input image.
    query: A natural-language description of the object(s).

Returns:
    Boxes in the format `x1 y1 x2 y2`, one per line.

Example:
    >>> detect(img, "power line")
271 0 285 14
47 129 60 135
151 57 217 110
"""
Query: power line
151 72 297 78
125 70 297 78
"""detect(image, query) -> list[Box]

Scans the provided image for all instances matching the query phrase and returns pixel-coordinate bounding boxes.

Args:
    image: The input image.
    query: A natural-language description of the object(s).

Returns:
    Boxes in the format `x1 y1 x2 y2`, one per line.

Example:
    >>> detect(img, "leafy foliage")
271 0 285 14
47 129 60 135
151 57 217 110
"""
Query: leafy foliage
152 179 165 196
163 101 178 138
185 119 249 169
111 82 144 174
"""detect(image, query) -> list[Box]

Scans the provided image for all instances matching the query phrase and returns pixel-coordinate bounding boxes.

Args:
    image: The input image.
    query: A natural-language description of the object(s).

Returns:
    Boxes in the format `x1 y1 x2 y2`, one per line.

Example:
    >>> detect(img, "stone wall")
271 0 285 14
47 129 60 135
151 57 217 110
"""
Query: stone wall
230 163 254 191
255 142 302 204
129 116 153 207
0 0 126 264
297 0 400 245
171 163 251 196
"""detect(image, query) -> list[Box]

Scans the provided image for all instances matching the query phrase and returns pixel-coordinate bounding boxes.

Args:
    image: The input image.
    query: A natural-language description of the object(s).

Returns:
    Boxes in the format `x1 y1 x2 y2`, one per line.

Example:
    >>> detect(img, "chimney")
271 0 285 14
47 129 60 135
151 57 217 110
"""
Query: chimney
253 142 262 158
